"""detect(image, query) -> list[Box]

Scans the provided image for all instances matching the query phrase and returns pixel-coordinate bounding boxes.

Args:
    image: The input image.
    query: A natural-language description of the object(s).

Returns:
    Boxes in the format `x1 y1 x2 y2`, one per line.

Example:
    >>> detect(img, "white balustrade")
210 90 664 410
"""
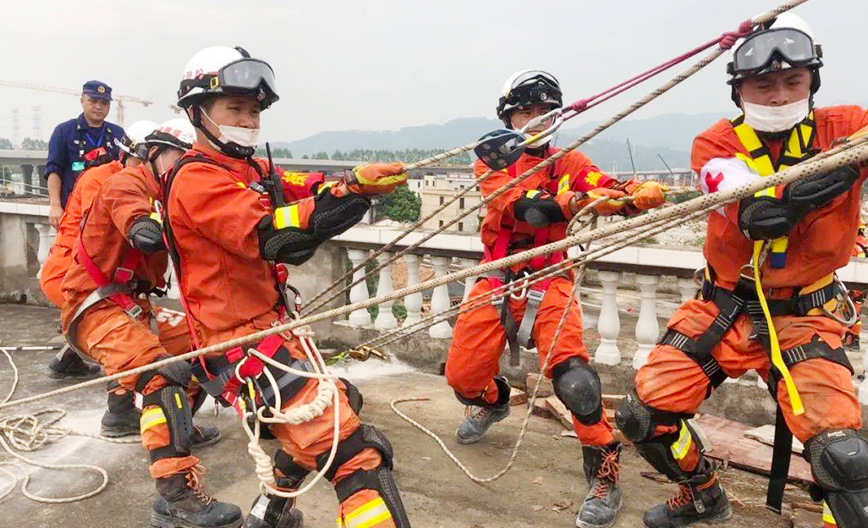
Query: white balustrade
402 254 423 326
33 223 54 278
678 277 698 304
633 274 660 369
459 257 478 302
594 271 621 365
347 248 372 327
428 255 453 339
374 252 398 330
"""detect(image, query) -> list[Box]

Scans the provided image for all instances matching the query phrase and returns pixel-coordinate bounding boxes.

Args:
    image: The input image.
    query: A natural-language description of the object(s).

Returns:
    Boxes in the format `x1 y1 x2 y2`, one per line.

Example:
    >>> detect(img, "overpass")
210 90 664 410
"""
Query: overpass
0 149 472 196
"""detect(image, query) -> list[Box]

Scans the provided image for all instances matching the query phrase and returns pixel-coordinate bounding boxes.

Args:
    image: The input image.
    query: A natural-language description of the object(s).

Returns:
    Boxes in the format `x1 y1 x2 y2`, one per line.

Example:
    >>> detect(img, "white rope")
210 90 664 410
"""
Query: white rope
237 324 342 499
0 346 138 503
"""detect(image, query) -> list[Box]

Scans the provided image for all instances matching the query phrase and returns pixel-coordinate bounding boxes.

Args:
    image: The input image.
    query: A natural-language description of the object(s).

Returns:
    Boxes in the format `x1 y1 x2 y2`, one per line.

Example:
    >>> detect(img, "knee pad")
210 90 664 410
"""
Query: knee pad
340 378 364 415
316 424 394 482
334 464 411 528
805 430 868 527
453 376 510 409
273 449 310 490
552 357 602 426
141 385 195 462
134 357 193 394
615 390 681 443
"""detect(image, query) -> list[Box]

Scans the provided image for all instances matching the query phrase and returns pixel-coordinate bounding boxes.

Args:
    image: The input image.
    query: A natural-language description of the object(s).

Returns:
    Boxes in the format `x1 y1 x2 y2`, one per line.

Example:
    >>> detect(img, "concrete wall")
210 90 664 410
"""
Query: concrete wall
0 209 47 304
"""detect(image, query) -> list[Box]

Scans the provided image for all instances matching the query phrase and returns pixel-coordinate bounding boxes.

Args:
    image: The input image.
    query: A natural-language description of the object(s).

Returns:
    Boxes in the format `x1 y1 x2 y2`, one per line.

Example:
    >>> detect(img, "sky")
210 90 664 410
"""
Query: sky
0 0 864 144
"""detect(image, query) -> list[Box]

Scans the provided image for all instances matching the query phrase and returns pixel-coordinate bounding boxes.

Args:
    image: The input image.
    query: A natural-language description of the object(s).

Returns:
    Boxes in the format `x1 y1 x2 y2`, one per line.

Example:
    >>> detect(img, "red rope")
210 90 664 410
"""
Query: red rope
563 19 754 116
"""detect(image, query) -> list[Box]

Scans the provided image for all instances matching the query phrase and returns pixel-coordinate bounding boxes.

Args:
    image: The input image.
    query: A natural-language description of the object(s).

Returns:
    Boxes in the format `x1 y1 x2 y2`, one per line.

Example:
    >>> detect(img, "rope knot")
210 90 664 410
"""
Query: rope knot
567 99 590 114
719 19 754 50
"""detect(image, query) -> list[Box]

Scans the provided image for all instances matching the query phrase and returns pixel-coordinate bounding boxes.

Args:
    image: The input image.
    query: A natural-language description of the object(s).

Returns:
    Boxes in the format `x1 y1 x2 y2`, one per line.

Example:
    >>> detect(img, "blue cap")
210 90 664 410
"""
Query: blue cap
82 80 112 101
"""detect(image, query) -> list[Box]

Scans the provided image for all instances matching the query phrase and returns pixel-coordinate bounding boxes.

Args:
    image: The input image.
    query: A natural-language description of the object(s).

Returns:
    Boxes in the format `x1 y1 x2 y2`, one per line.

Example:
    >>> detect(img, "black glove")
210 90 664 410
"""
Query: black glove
783 165 860 216
737 196 797 240
513 191 566 227
128 217 165 253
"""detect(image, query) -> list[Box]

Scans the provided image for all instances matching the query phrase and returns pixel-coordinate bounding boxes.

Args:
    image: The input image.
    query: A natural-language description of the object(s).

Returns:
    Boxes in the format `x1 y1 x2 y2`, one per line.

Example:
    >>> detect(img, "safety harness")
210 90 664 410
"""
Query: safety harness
730 112 817 268
485 159 567 365
160 153 316 414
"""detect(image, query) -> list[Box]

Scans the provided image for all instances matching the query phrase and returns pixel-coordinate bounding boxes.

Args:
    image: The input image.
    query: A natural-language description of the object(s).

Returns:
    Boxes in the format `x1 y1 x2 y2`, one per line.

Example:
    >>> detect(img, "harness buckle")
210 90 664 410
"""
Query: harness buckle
820 277 858 326
114 267 135 284
124 303 143 319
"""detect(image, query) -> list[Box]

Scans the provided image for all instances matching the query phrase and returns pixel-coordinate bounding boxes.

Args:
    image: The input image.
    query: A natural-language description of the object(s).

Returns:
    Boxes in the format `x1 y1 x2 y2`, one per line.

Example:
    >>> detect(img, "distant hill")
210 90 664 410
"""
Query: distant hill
275 112 745 171
274 117 501 155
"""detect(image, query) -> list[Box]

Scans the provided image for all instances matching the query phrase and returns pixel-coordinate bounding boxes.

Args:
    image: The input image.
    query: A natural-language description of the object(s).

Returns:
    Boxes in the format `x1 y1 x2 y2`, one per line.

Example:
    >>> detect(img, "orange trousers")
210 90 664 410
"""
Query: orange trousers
635 297 862 445
446 276 613 446
74 301 200 479
200 317 398 527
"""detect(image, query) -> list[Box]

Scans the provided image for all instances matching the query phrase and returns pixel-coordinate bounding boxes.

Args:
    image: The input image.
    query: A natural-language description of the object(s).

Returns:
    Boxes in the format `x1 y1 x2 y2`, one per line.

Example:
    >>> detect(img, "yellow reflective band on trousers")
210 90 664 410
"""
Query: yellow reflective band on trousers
337 497 392 528
525 189 541 199
140 407 167 433
752 241 804 416
731 113 816 267
823 501 837 525
670 420 693 461
274 205 301 229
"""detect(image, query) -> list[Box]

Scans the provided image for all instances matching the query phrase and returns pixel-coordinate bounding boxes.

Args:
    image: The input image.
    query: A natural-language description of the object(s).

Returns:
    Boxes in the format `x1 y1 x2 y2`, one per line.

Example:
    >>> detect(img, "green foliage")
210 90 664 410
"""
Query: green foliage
312 151 330 160
377 184 421 222
0 137 14 149
667 190 701 204
21 137 47 150
254 146 292 158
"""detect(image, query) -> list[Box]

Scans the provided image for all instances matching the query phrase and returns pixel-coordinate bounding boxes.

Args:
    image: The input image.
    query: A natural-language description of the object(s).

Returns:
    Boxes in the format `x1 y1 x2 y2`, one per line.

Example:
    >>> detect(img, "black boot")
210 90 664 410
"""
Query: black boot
242 493 304 528
190 424 222 449
577 442 623 528
47 347 101 380
101 390 141 438
152 467 243 528
643 470 732 528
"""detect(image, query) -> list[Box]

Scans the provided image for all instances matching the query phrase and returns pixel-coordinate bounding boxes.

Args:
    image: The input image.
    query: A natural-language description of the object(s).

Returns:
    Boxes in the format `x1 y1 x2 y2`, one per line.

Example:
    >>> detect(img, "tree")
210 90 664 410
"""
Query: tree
21 137 47 150
312 151 330 160
378 184 421 222
0 137 13 149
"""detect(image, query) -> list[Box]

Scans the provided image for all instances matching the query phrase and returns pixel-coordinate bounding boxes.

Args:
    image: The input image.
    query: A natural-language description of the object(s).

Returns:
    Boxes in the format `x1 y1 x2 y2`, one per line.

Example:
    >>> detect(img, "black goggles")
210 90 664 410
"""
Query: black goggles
731 28 820 75
184 58 279 105
506 74 562 107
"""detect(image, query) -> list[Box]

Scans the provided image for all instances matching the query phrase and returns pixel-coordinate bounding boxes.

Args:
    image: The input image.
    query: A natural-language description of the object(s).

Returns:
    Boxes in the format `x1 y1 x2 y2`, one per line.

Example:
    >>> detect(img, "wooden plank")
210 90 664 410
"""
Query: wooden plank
694 414 812 483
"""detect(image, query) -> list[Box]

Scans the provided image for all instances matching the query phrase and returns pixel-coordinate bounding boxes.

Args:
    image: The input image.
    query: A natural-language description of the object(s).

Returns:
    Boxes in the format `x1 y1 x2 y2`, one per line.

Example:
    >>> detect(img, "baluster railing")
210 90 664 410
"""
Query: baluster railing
595 271 621 365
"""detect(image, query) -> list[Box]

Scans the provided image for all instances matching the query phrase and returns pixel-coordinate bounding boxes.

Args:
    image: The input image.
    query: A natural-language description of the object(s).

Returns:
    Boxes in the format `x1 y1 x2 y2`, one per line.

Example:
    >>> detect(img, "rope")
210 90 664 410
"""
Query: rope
237 324 342 499
1 133 864 414
300 4 771 315
389 205 596 484
0 347 137 504
354 206 713 354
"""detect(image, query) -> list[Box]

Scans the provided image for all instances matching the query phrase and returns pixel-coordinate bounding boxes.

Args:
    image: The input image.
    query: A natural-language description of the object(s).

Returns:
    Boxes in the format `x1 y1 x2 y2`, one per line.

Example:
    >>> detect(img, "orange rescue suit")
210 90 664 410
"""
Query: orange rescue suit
447 149 620 448
165 143 394 526
39 160 123 307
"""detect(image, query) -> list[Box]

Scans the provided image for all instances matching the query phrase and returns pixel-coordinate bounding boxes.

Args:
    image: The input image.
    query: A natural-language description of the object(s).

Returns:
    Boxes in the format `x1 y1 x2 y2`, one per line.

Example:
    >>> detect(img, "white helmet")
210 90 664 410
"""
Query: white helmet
116 120 159 161
146 118 195 151
727 13 822 104
177 45 278 109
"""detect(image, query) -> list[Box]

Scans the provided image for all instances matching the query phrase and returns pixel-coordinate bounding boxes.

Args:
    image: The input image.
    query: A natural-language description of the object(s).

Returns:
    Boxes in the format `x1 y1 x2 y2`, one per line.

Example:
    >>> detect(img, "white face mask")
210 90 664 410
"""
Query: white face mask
202 110 260 148
742 98 810 133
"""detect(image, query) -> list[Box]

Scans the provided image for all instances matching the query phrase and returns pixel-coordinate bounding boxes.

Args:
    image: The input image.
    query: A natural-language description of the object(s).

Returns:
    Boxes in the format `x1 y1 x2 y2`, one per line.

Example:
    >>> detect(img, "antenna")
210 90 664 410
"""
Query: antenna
626 138 637 175
657 154 674 174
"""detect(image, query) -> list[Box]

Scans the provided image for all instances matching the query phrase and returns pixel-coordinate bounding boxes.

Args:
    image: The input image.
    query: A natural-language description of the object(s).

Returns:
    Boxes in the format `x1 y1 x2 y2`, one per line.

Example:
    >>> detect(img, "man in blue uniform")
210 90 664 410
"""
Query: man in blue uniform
44 80 125 228
43 80 124 378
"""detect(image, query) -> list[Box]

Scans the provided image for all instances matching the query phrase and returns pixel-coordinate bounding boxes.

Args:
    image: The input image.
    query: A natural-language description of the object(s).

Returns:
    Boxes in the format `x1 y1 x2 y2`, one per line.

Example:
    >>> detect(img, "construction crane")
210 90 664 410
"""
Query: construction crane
0 80 153 127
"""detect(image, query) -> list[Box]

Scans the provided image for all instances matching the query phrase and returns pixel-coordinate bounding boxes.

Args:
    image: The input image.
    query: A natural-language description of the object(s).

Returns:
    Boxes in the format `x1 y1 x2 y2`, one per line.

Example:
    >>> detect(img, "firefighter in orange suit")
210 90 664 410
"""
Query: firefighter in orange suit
445 69 666 528
615 14 868 528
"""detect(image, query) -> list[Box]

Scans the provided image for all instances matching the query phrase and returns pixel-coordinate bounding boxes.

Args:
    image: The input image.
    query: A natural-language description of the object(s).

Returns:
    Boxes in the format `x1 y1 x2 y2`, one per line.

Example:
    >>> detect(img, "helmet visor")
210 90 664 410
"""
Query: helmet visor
732 28 817 75
219 58 278 102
